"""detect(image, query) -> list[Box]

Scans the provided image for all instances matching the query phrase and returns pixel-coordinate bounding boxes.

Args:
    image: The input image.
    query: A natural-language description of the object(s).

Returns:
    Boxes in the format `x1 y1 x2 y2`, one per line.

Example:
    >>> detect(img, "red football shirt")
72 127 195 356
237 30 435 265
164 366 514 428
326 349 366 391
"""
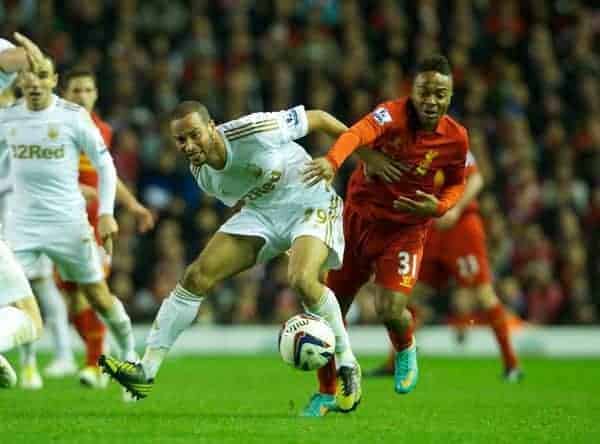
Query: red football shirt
328 97 468 224
78 112 113 235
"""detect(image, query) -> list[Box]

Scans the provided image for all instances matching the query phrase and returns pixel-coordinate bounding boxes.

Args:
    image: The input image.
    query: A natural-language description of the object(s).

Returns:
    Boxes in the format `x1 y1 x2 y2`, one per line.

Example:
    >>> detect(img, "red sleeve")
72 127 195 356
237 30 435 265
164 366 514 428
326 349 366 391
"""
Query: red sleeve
435 129 469 216
101 124 113 149
325 104 394 170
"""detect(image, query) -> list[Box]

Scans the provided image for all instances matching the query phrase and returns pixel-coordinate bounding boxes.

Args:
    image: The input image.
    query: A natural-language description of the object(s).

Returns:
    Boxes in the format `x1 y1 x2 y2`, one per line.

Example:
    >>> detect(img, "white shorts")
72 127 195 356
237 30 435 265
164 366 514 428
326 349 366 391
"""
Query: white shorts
6 219 104 284
24 253 54 280
0 239 33 306
219 192 344 270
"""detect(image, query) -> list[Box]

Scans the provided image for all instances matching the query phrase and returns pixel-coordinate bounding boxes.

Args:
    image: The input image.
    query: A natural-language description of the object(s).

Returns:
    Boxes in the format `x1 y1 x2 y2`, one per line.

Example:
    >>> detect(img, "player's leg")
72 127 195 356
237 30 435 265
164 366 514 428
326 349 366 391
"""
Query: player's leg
366 282 436 377
62 246 110 389
29 258 77 377
43 220 136 366
373 285 419 393
0 243 44 388
306 205 371 416
67 287 109 387
76 280 136 362
473 283 521 380
13 294 45 389
373 225 429 394
447 212 521 380
289 235 360 412
100 232 264 399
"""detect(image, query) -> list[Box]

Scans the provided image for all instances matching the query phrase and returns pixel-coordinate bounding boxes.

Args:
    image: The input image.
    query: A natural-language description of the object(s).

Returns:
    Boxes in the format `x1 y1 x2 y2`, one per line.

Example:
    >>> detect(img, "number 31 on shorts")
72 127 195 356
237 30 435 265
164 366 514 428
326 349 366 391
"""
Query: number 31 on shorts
397 251 418 278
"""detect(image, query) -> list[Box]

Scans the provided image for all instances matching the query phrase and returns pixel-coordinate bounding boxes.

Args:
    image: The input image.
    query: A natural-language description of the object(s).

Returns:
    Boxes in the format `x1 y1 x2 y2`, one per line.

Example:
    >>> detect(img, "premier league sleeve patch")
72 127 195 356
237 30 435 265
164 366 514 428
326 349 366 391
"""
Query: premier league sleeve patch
372 107 392 126
284 109 300 128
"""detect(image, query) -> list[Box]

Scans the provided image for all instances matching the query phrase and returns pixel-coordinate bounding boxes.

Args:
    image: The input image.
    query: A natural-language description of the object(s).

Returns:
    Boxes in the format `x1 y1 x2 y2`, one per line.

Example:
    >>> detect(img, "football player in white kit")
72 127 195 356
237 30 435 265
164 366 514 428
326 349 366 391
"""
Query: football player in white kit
100 101 362 412
0 54 138 384
0 33 46 388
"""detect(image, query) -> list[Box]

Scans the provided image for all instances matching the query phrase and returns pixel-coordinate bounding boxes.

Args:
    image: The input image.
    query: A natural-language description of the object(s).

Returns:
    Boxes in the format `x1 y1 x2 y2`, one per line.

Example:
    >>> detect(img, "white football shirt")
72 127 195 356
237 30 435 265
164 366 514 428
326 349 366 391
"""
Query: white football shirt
0 94 115 224
0 38 17 198
190 106 322 208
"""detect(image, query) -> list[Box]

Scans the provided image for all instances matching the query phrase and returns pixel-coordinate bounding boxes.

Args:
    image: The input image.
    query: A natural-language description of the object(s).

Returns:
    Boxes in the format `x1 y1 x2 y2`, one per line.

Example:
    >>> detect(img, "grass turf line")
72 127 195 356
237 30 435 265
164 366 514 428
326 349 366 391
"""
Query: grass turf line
1 355 599 444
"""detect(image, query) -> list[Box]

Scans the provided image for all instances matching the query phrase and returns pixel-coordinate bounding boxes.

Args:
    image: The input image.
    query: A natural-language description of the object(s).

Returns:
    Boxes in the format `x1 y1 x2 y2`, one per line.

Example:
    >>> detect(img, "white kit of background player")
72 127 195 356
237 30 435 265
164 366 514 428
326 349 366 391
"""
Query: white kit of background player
0 36 44 388
0 59 137 382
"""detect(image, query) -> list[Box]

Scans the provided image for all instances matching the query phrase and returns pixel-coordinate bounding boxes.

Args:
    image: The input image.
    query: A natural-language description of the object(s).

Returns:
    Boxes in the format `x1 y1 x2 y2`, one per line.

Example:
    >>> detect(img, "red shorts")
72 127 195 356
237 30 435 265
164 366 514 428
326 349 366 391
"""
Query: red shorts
327 204 430 305
419 211 492 289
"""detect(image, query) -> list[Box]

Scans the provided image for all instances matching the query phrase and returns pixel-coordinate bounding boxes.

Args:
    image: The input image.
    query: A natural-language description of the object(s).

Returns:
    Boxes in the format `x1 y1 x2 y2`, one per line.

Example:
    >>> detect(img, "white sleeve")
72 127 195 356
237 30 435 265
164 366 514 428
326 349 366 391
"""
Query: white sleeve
0 39 15 54
0 39 17 92
276 105 309 143
75 110 117 216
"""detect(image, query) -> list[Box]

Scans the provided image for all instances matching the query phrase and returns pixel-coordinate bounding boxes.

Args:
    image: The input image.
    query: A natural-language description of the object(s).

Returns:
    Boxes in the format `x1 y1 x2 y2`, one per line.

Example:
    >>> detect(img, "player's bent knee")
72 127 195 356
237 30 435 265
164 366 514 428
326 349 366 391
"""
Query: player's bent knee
182 262 217 295
475 283 498 309
80 281 112 310
288 269 320 304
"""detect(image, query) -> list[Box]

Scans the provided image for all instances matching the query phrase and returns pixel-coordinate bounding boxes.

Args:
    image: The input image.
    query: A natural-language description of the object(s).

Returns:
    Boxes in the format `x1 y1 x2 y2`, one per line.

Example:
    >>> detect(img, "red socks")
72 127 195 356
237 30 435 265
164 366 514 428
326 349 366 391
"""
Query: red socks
72 308 107 367
486 303 519 370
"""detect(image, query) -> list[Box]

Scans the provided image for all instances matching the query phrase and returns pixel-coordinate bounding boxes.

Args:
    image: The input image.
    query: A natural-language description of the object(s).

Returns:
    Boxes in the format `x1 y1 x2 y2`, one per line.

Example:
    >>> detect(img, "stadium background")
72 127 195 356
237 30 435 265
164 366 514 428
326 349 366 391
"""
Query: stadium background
2 0 598 326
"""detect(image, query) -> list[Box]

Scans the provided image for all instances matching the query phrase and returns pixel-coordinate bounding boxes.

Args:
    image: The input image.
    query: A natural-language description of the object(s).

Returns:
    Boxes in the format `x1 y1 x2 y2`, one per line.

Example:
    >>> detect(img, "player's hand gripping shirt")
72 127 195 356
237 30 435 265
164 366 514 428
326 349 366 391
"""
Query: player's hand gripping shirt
329 97 468 224
190 106 324 208
0 94 117 224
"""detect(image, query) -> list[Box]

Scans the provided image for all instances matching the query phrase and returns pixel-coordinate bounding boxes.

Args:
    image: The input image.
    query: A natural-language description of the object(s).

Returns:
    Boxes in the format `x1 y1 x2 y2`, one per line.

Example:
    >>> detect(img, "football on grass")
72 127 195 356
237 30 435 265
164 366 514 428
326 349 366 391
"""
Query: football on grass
278 313 335 371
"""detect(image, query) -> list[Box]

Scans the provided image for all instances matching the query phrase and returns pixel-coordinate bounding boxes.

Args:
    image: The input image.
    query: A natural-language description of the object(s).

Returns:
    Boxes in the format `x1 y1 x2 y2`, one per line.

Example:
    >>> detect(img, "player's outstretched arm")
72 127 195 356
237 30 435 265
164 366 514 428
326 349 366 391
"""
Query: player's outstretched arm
302 106 388 186
116 179 155 233
306 110 348 139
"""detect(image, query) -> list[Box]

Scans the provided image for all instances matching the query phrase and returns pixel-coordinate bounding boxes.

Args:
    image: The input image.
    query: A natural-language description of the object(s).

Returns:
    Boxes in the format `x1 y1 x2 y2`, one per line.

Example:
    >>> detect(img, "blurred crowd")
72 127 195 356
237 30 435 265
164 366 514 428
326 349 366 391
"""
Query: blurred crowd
1 0 598 325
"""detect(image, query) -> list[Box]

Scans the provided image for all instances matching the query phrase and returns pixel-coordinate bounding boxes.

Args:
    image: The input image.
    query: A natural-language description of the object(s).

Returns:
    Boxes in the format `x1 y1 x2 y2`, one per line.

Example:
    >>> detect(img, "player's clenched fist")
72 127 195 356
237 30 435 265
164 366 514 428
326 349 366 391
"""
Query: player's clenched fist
98 214 119 255
302 157 335 186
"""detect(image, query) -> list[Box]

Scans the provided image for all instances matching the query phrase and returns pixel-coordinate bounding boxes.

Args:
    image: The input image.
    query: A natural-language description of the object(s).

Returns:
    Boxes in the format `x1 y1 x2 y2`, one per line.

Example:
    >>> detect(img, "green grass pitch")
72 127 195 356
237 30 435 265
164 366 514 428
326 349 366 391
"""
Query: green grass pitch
1 355 599 443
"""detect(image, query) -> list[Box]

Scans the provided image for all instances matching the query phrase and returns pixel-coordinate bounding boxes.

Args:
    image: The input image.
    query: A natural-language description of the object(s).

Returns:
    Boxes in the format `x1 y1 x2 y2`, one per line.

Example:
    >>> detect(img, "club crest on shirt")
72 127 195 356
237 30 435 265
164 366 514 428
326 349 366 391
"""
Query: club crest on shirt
47 125 60 140
415 150 439 176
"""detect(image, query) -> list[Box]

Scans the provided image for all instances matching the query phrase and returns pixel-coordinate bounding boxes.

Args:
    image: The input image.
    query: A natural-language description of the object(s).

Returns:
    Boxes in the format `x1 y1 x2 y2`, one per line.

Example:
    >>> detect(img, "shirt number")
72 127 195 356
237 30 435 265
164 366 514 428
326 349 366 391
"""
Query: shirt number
397 251 418 277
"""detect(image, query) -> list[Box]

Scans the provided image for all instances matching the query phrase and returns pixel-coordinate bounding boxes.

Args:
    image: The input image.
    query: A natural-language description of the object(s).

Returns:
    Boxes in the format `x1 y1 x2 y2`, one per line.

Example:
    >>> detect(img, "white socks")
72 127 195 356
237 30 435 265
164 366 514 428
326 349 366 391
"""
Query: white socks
0 306 38 353
31 278 74 363
98 297 137 361
142 284 203 379
305 287 356 368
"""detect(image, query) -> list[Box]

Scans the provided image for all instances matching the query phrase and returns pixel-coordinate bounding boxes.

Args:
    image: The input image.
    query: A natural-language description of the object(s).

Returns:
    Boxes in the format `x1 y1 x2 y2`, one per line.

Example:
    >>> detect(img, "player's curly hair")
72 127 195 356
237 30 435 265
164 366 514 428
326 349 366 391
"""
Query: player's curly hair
415 54 452 76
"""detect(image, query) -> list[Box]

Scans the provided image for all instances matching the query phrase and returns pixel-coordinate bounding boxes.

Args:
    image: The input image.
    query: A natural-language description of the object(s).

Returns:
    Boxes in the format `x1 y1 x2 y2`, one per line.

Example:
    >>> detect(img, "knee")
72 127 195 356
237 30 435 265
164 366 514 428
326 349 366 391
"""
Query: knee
80 281 111 310
288 268 319 305
182 260 217 295
376 290 409 324
476 283 498 309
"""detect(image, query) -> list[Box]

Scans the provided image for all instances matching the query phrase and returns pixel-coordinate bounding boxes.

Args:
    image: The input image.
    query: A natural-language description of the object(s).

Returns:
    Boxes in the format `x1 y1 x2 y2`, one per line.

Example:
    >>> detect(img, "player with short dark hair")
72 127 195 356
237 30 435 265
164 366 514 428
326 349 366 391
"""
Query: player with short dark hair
302 54 468 415
100 102 362 412
366 150 522 381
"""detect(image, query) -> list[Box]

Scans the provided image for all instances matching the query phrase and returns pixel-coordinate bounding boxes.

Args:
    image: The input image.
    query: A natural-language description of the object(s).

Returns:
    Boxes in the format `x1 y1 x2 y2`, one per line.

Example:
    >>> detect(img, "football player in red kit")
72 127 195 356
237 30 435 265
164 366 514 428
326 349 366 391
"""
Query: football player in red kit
302 55 468 416
367 150 522 382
